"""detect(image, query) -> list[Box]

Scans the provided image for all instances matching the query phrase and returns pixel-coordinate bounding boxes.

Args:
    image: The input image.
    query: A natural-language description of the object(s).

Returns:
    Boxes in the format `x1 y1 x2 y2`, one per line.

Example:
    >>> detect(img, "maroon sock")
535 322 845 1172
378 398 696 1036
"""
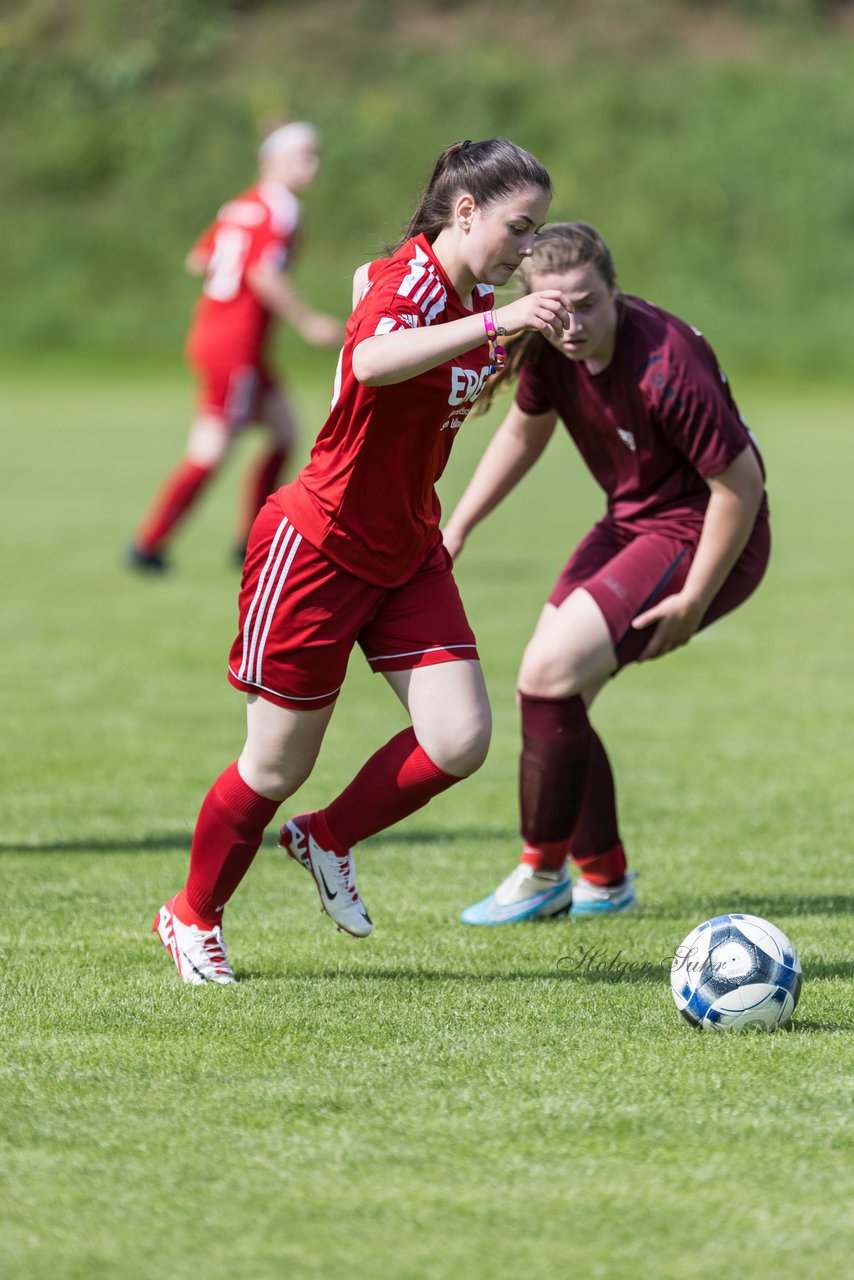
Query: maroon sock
136 459 215 553
237 446 288 546
569 730 627 885
322 728 458 849
184 762 281 921
519 693 593 858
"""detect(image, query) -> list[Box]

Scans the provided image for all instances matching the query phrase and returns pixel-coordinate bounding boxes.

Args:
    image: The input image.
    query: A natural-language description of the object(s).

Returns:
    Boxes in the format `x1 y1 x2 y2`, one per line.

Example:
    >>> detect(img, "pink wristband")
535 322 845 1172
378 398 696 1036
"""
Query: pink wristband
483 309 507 371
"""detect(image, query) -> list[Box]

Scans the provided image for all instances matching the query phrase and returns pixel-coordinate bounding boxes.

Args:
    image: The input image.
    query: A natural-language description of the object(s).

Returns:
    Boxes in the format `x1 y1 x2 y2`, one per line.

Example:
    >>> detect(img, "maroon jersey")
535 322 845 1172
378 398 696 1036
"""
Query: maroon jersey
280 234 494 587
515 295 767 535
188 181 301 365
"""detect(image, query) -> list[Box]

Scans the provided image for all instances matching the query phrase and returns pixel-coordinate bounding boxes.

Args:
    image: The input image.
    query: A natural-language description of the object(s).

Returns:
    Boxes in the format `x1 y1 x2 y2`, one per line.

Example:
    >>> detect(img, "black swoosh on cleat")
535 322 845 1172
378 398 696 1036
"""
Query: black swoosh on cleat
317 866 337 900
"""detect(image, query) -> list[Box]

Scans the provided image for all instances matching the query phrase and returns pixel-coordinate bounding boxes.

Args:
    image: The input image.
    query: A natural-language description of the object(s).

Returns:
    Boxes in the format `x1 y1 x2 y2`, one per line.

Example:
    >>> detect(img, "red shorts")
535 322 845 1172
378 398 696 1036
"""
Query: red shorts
227 498 479 709
549 514 771 668
186 342 277 428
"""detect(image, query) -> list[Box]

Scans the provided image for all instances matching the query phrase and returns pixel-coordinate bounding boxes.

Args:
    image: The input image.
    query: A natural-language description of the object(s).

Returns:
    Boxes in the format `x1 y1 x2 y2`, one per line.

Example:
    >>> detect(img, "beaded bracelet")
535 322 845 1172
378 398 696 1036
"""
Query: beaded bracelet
483 308 507 373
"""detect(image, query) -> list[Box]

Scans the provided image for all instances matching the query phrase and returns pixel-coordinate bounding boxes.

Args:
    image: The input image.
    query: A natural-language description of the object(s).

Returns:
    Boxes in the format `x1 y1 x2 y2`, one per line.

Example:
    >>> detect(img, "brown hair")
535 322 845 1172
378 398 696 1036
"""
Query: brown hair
396 138 552 248
475 221 618 414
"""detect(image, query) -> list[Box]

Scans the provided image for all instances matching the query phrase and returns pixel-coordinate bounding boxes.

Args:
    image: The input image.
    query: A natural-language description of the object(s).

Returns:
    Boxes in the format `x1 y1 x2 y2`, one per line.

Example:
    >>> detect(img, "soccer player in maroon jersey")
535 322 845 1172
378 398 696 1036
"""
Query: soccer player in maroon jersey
152 139 573 983
128 122 342 572
442 222 770 924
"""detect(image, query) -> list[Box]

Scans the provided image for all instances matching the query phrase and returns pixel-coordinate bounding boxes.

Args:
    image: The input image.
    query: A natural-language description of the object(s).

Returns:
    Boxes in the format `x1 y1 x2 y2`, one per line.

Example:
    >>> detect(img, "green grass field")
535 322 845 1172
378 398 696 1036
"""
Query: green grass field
2 367 852 1279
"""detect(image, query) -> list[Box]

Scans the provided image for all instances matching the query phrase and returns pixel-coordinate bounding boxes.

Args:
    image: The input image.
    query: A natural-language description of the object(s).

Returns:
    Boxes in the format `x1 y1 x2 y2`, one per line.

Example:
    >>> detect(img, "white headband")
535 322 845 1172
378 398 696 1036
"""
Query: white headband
259 123 317 159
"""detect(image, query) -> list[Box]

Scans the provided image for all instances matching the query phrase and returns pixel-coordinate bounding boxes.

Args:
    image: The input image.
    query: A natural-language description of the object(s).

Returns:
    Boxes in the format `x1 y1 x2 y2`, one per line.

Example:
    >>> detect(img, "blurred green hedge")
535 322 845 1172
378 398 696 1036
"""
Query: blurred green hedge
2 0 853 380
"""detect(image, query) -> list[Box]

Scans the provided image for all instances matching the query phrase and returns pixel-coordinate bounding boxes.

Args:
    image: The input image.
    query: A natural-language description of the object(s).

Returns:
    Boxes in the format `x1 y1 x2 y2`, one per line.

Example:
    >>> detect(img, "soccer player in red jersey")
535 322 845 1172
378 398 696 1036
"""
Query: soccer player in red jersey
442 223 770 924
128 122 343 572
152 139 573 983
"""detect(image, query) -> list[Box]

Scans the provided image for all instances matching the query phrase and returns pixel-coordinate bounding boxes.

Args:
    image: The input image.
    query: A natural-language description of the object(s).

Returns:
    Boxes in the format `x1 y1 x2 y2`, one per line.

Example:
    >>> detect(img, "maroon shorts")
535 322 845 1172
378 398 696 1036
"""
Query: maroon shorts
186 346 277 428
227 498 479 709
549 514 771 668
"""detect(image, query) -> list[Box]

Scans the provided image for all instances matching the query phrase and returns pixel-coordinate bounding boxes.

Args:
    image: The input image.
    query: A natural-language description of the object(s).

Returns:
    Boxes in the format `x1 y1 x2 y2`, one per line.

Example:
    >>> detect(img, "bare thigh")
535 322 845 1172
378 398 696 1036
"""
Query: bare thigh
186 413 233 468
238 693 336 801
518 588 617 704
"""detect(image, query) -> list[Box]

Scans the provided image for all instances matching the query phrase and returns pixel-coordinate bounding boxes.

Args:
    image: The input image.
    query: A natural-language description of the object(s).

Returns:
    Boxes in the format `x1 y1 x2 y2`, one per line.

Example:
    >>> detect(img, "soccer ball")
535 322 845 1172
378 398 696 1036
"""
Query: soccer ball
671 913 802 1031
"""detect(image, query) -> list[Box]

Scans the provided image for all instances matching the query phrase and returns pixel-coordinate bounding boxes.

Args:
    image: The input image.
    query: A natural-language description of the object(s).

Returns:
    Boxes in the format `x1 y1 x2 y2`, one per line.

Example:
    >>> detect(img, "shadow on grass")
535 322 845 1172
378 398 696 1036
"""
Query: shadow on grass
236 961 675 985
786 1020 854 1034
0 834 191 854
642 893 854 919
235 951 854 985
0 825 512 856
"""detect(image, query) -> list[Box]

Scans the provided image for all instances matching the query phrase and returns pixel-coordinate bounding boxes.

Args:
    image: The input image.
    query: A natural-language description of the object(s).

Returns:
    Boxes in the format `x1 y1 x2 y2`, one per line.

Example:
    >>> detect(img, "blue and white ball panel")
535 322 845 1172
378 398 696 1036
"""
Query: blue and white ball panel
670 913 802 1031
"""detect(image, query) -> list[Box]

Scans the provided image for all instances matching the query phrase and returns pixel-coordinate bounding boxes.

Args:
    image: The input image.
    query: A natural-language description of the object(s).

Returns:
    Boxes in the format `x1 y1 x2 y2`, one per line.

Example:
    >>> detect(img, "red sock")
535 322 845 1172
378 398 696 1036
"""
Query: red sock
521 839 571 872
572 843 628 886
237 446 288 547
183 762 281 921
569 730 627 885
322 728 458 849
136 459 215 554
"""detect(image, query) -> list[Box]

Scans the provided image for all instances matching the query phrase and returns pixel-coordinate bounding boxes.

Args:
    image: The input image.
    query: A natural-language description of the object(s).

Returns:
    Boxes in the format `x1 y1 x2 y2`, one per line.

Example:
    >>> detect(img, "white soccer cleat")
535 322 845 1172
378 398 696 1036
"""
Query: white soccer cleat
279 814 373 938
571 873 638 915
461 862 574 926
279 815 312 872
153 896 236 985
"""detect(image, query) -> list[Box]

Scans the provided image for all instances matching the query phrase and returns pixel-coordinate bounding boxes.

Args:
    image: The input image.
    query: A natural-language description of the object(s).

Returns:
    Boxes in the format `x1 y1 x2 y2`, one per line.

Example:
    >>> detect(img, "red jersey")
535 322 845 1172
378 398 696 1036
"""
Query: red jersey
188 180 301 364
279 234 495 587
515 295 768 536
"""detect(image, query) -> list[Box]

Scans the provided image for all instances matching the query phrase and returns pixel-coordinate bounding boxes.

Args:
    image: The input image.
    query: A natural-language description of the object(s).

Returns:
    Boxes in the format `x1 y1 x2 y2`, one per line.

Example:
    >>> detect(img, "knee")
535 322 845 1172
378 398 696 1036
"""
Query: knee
237 746 313 803
187 419 229 468
518 638 585 699
424 711 492 779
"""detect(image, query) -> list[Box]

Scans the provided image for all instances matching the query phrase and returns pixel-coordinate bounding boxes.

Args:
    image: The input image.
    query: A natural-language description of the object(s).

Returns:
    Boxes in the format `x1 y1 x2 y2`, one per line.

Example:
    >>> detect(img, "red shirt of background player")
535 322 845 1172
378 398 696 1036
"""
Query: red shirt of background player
129 122 342 570
187 179 301 368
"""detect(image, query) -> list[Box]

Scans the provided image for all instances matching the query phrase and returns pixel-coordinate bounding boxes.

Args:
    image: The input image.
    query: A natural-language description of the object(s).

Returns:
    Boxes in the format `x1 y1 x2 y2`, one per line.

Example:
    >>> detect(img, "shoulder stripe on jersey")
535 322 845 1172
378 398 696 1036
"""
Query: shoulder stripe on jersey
238 516 303 686
396 244 447 325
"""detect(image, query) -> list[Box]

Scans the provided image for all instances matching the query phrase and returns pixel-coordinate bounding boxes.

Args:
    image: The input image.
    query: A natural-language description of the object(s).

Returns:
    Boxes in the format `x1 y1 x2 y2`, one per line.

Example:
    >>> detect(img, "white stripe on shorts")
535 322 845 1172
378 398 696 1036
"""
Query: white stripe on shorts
368 643 478 663
238 516 303 685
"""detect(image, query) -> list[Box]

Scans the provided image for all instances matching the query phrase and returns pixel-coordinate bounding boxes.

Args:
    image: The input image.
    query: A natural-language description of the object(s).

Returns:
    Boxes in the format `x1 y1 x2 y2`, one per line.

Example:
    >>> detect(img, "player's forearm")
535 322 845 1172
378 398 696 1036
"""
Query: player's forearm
683 448 764 611
352 313 488 386
249 269 312 325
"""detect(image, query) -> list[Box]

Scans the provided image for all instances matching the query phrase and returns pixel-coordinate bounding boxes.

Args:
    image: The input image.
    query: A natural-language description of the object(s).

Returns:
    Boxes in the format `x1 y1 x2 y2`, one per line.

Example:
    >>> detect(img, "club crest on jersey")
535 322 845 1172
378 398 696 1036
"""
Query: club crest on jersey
617 427 637 452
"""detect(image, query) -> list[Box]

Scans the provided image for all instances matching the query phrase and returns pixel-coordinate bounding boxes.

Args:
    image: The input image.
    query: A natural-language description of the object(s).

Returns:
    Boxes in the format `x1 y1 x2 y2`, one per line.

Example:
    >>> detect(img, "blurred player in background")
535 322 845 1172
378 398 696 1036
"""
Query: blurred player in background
152 138 573 984
442 222 770 924
128 121 342 571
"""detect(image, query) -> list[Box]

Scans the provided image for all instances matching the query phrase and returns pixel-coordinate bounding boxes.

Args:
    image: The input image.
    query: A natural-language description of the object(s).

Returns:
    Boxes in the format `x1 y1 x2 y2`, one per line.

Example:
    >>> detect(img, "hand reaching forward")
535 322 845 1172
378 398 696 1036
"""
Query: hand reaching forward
496 291 571 341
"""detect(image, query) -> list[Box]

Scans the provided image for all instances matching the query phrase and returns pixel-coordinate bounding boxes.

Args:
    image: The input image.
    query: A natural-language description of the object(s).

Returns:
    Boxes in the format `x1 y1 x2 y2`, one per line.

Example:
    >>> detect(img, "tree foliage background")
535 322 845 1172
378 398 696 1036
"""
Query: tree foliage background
2 0 853 380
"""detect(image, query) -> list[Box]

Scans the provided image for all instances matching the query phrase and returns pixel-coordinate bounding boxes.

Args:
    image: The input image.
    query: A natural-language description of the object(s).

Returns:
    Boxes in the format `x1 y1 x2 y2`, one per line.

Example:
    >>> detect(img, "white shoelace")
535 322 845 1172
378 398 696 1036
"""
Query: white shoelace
323 852 359 903
194 924 231 972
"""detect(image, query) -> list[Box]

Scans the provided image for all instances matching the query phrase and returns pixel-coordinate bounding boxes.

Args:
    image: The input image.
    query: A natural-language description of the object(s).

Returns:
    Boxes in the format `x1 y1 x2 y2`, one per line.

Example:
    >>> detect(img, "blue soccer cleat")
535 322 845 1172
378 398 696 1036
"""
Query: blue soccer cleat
571 873 638 915
461 863 574 926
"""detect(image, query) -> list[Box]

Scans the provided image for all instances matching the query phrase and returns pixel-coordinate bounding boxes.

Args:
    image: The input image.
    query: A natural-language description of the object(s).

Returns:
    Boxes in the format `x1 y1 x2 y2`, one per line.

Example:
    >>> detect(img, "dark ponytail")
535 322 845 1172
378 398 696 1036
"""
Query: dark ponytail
396 138 552 249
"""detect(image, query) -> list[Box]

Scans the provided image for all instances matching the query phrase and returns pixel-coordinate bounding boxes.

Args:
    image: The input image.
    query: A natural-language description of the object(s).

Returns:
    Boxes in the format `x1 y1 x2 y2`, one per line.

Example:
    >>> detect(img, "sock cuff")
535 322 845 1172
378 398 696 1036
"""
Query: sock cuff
519 691 589 738
398 741 455 788
571 842 627 885
216 762 281 826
